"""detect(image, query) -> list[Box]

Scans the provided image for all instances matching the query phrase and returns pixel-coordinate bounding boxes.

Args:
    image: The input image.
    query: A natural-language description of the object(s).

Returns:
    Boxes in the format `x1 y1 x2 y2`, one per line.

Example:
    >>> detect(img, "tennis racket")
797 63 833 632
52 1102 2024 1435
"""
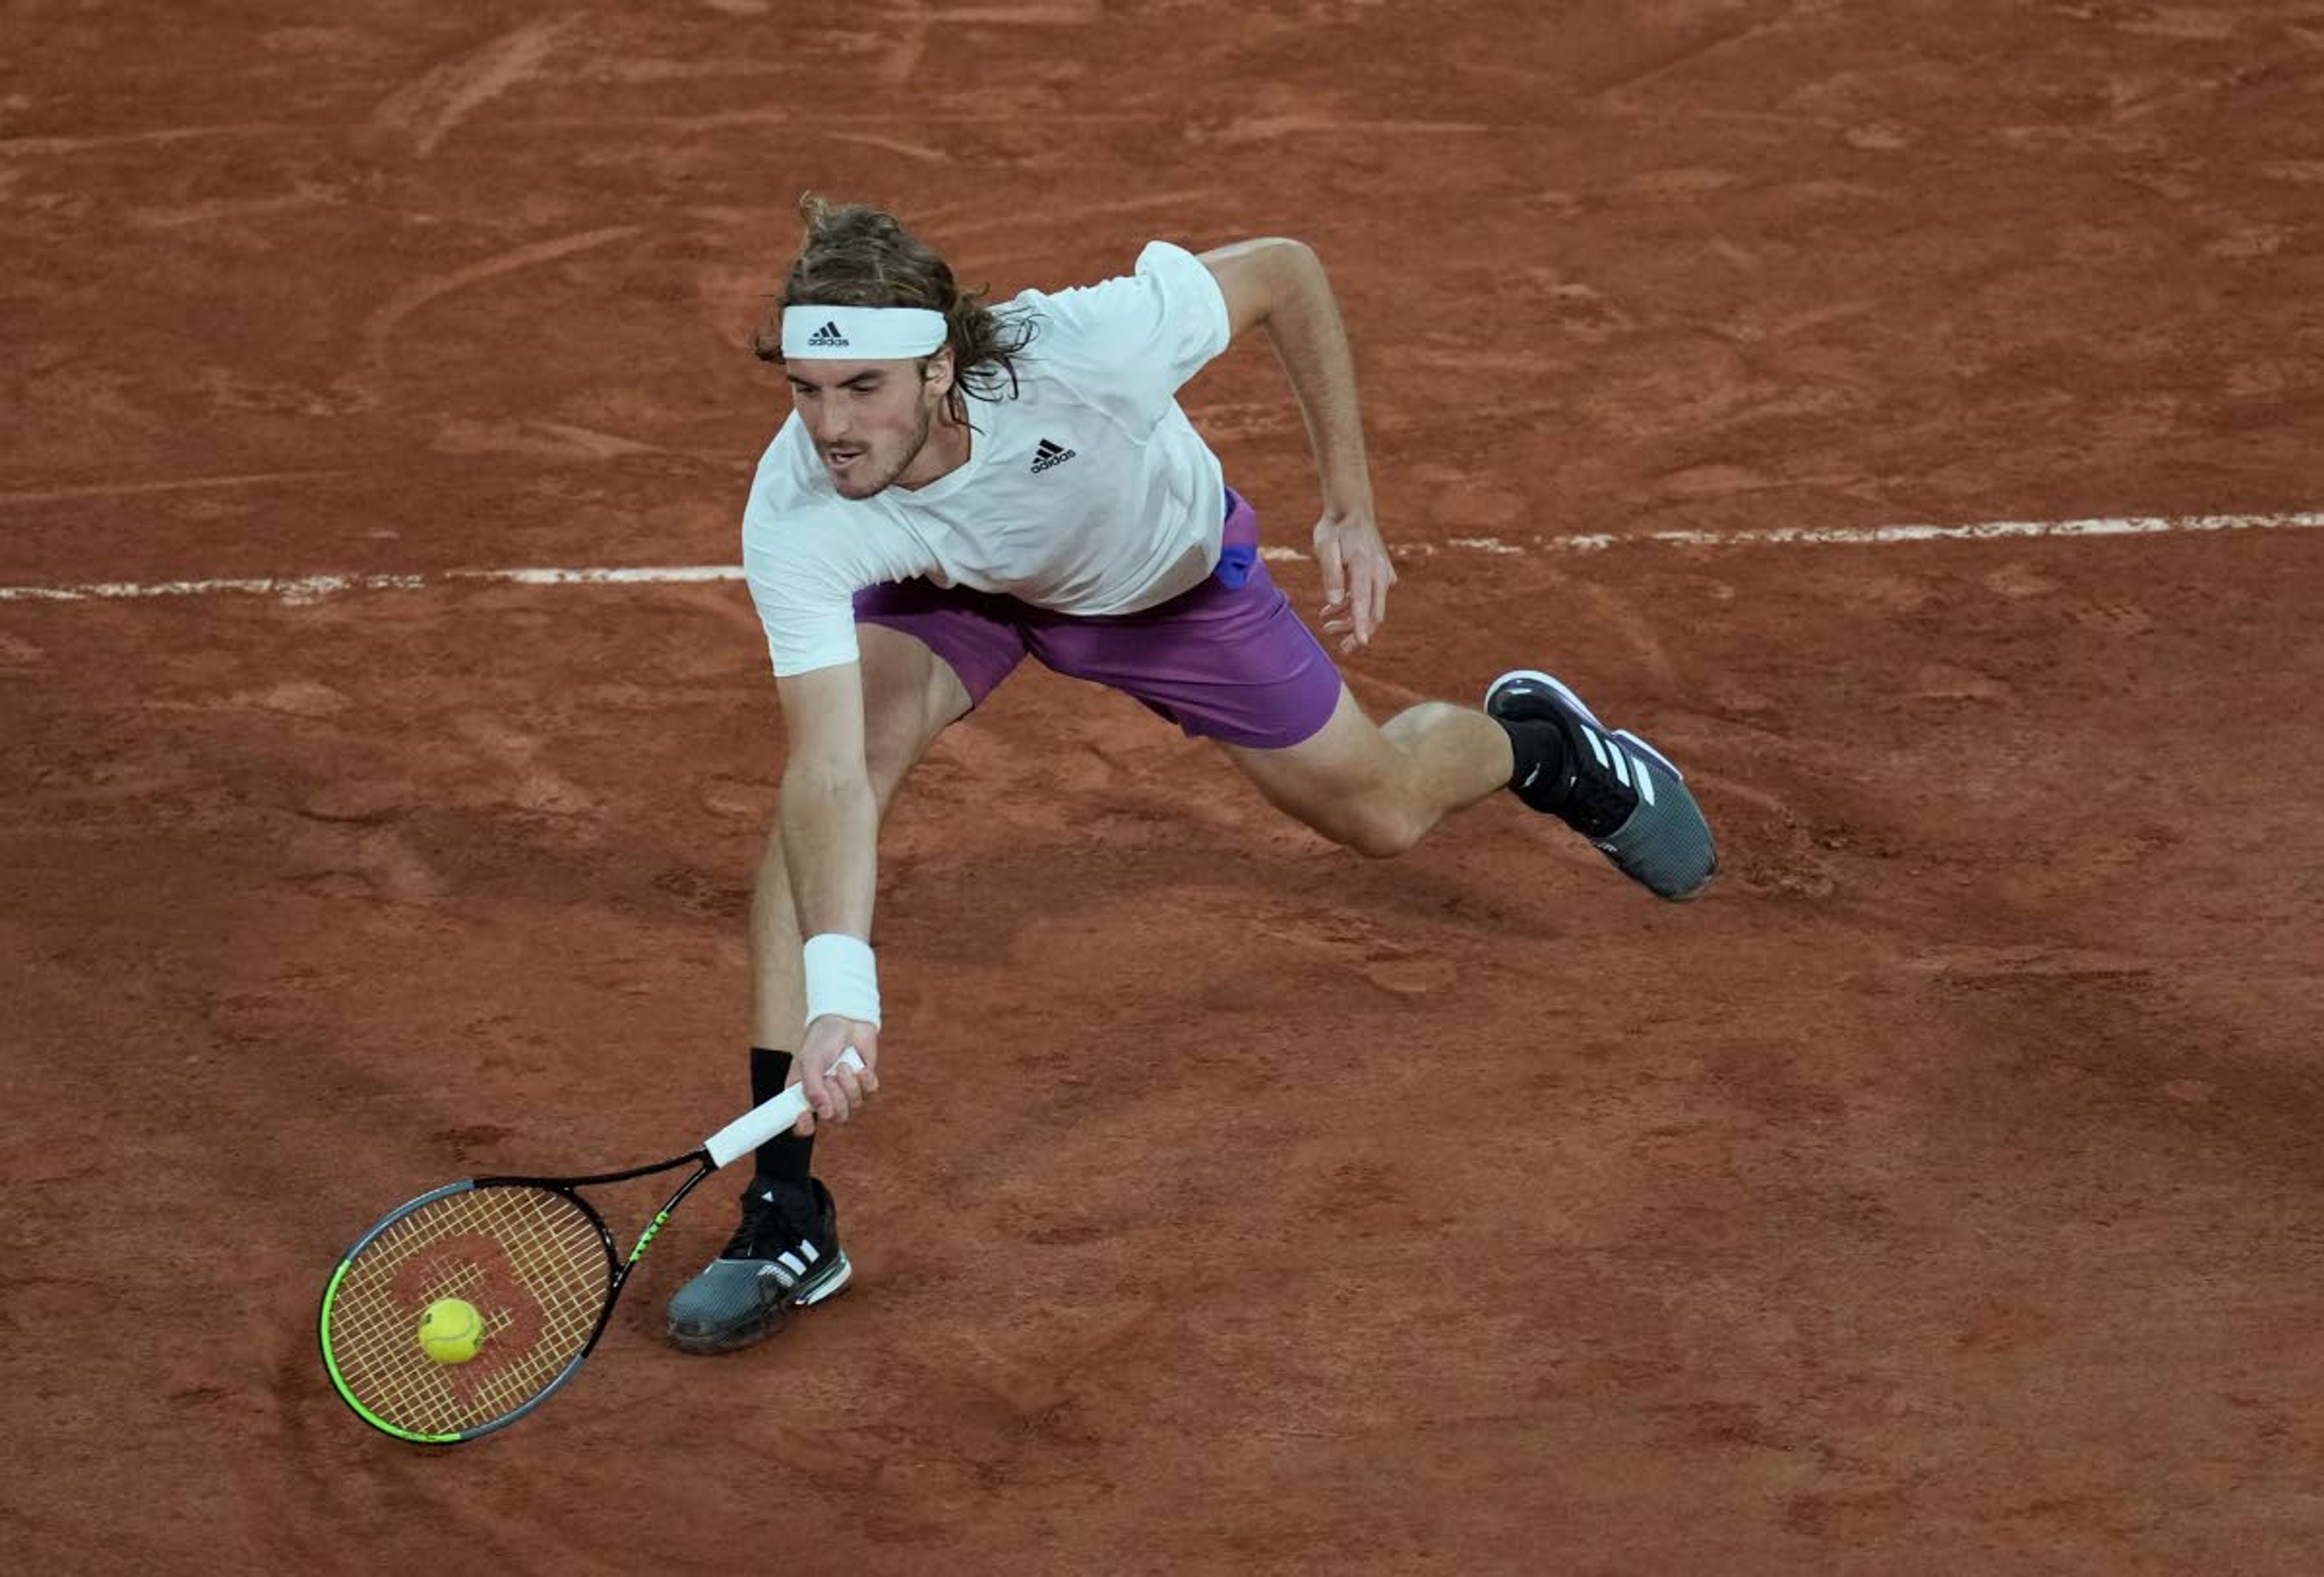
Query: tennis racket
318 1047 864 1445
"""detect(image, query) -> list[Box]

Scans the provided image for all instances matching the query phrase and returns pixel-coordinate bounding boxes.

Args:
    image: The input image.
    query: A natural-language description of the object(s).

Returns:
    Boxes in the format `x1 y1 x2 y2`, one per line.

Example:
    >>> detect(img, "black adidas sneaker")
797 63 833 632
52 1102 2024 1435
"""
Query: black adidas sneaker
1485 669 1717 901
665 1176 851 1354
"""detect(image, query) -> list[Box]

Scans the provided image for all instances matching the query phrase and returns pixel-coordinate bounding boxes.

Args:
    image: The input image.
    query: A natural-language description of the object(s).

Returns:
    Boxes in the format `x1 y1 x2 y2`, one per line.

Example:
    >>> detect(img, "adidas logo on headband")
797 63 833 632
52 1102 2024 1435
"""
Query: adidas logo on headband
782 305 945 360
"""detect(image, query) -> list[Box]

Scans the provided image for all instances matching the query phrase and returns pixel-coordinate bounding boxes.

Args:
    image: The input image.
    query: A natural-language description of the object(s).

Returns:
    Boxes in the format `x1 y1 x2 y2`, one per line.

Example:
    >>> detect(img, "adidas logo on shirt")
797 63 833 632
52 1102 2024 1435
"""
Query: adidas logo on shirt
806 320 847 348
1030 438 1077 474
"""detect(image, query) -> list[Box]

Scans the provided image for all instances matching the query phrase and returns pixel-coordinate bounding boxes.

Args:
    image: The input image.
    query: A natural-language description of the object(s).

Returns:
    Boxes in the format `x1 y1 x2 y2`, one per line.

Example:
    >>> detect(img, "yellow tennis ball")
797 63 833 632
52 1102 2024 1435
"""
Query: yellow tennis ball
417 1297 484 1364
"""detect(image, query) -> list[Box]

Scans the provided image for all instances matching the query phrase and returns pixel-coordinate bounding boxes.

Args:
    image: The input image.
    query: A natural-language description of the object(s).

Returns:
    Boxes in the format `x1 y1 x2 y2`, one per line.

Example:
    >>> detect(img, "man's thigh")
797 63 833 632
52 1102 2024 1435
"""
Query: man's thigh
856 622 976 811
1212 683 1397 841
855 579 1027 719
1026 560 1343 750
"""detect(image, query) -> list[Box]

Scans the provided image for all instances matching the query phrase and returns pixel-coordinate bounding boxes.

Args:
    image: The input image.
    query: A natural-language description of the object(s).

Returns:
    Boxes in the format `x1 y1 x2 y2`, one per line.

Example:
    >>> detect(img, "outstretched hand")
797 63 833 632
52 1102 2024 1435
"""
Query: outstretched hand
1313 507 1396 653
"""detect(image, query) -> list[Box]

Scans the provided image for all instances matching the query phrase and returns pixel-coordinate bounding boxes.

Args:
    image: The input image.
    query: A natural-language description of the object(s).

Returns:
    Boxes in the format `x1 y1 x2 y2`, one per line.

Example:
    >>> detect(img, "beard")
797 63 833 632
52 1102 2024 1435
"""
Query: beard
829 398 935 499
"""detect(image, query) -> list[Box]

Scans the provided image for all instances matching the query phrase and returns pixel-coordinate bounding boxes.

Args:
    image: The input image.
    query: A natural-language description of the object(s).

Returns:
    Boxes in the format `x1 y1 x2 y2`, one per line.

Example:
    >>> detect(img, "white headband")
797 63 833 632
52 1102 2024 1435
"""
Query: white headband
781 305 948 360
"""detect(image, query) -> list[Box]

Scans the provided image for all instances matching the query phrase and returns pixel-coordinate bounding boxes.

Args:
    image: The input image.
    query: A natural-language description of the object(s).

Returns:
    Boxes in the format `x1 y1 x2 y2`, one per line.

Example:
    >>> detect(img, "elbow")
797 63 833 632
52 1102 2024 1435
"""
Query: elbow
1258 239 1326 326
1263 236 1320 283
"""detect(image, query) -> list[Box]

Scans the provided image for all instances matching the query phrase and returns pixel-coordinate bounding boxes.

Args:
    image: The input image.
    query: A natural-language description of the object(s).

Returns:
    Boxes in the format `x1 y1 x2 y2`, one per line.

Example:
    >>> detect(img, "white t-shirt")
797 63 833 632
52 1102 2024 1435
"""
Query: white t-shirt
741 240 1235 676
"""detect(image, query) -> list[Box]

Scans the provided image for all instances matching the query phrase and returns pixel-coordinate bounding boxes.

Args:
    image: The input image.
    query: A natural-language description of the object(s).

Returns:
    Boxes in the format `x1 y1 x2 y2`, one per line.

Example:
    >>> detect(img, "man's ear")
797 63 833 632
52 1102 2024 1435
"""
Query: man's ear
923 346 957 397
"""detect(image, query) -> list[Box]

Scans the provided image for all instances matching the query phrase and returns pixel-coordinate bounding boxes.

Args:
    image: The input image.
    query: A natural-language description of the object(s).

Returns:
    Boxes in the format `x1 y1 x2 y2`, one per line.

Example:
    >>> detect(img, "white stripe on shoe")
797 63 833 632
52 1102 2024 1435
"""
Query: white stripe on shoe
799 1253 853 1304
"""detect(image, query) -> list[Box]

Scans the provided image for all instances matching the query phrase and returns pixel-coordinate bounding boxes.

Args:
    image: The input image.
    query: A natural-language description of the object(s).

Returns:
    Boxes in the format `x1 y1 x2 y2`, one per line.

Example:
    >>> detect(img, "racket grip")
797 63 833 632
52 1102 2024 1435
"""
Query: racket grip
701 1047 867 1170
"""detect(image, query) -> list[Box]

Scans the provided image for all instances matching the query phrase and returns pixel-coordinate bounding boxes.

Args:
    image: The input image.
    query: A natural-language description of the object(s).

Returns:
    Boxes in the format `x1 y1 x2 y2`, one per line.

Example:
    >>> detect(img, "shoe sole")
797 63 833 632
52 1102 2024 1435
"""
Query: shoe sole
1485 668 1716 901
665 1251 853 1356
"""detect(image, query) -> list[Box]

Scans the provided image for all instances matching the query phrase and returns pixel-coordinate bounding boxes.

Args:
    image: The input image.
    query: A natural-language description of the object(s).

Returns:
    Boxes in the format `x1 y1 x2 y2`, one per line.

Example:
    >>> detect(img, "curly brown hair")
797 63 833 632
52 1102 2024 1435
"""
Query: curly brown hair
753 193 1034 424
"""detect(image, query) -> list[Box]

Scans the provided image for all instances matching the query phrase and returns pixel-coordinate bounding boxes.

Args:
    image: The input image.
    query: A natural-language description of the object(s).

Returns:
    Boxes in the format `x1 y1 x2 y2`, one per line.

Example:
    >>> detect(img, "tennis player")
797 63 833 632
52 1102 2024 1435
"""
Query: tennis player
665 196 1716 1352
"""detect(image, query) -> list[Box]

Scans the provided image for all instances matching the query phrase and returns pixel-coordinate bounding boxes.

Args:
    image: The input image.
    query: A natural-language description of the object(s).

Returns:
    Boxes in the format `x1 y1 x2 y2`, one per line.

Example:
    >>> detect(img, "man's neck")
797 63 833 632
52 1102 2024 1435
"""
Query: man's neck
893 412 973 491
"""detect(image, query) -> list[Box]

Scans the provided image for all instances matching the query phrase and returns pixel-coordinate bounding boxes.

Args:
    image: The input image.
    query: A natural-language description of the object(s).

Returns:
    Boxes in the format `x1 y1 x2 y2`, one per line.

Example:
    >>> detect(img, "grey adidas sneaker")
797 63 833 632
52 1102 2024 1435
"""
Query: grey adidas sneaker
1485 669 1717 901
665 1176 852 1355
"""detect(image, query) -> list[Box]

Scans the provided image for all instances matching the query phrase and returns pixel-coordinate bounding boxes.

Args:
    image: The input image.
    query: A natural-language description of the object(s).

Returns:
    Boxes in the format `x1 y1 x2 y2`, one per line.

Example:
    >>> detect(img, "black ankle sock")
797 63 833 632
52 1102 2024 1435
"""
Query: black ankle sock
1493 716 1570 803
749 1046 815 1184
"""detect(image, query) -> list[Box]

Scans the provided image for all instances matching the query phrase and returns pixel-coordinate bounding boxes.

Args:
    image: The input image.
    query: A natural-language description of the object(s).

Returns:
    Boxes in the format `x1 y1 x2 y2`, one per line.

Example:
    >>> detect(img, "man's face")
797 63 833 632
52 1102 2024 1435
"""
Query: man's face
786 354 951 499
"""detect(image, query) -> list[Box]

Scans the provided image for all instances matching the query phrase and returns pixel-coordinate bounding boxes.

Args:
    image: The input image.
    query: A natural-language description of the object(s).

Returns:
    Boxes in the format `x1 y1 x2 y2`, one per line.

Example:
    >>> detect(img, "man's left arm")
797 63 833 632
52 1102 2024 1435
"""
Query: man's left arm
1200 237 1395 653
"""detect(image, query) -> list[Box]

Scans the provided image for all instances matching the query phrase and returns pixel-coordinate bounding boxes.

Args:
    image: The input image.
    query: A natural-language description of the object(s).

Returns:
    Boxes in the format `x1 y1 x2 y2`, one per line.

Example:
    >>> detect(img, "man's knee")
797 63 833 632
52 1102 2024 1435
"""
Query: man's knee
862 721 925 805
1316 798 1424 860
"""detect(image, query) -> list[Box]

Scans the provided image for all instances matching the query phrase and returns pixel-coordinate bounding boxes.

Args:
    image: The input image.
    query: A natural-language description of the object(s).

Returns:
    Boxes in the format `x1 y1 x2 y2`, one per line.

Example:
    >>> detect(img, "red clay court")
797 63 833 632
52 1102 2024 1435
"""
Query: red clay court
5 2 2323 1572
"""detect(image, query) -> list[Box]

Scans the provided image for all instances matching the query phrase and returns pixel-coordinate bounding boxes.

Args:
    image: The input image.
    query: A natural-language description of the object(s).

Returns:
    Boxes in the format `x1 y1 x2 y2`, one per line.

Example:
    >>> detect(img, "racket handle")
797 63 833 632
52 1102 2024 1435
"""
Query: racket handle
701 1047 867 1169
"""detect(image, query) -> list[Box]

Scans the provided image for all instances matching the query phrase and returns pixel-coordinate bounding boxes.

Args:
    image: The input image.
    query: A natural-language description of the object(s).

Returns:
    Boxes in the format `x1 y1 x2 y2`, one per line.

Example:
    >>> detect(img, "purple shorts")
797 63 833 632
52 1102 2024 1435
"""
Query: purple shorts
853 487 1344 749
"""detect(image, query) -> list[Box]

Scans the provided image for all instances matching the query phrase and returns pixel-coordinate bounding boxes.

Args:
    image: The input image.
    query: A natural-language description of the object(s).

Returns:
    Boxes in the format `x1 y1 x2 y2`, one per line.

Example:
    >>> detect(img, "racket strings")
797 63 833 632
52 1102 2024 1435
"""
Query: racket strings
323 1184 614 1438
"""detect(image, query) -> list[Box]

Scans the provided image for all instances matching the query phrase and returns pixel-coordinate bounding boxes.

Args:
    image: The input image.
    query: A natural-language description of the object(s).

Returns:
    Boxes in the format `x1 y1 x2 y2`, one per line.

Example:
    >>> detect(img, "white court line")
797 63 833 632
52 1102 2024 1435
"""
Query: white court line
2 509 2320 604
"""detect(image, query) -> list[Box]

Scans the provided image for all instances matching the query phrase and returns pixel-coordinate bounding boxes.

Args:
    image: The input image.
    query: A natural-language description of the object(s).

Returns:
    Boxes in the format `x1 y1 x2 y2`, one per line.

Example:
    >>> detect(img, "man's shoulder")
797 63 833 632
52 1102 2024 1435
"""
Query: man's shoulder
1013 240 1207 302
1003 241 1225 377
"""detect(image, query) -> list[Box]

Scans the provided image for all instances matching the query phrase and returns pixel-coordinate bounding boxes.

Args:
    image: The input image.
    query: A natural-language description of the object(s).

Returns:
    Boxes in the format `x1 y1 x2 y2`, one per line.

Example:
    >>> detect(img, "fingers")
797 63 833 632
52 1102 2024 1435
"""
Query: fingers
1324 550 1394 653
809 1045 879 1127
1315 533 1348 628
806 1056 851 1125
823 1053 872 1121
789 1026 881 1134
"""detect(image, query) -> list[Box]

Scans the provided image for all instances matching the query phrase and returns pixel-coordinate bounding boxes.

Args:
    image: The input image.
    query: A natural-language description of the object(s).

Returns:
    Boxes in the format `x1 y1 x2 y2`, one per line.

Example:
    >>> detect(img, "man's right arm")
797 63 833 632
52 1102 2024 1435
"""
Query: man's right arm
772 660 882 1128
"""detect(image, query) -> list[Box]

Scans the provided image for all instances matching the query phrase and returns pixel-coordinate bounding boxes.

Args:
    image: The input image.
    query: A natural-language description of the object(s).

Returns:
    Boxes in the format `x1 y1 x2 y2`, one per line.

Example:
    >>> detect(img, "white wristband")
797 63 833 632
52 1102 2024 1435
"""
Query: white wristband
802 933 881 1027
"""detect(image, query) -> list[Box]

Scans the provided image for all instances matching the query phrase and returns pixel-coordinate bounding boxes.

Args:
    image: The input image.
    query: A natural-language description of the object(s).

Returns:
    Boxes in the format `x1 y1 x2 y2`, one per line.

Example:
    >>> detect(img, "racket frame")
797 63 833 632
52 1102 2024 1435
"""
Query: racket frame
318 1148 714 1445
319 1047 856 1444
